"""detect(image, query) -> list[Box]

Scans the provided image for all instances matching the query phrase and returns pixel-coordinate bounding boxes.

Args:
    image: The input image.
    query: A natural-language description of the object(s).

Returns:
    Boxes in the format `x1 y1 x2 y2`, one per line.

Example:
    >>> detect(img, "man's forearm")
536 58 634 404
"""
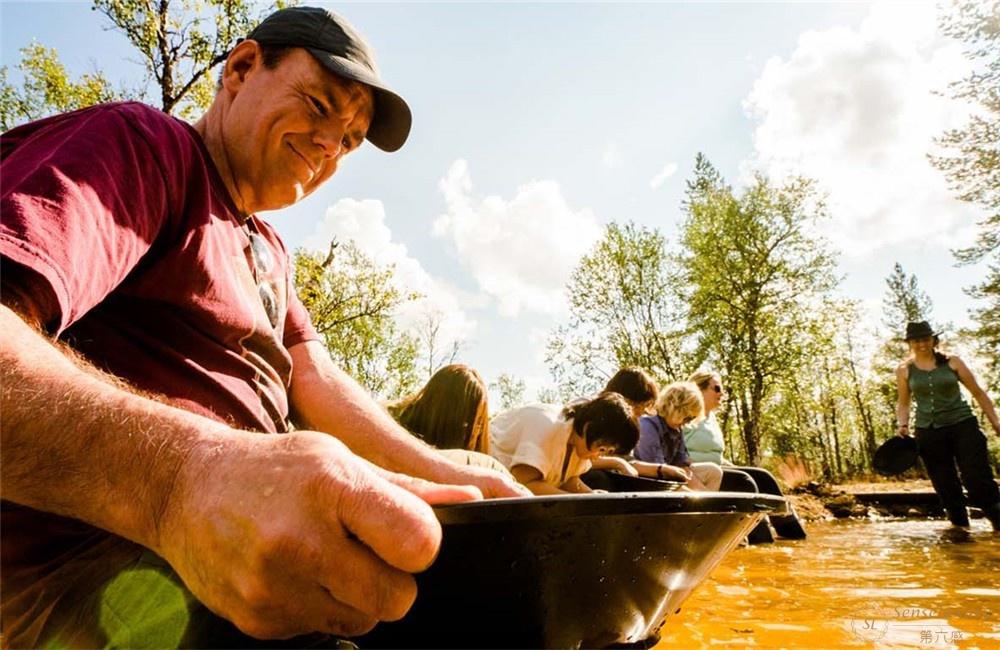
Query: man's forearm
0 305 227 553
288 341 445 478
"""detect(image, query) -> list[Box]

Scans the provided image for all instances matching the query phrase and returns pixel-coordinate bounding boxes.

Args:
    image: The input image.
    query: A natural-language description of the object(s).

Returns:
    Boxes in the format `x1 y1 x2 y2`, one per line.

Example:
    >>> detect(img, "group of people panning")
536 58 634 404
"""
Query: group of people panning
387 365 806 542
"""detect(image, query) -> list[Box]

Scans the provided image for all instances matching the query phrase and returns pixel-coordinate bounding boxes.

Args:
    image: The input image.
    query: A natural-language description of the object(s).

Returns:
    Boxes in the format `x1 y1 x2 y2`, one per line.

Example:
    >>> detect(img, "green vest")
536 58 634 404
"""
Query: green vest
908 361 974 428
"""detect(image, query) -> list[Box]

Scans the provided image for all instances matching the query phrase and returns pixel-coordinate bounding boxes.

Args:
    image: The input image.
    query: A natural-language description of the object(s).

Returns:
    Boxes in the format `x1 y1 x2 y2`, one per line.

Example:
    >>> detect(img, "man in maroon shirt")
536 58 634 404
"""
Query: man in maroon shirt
0 6 525 647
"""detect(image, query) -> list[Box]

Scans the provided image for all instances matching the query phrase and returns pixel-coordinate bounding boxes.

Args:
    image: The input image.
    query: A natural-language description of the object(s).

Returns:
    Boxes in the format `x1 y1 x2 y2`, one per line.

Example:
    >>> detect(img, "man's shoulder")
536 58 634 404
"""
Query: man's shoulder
3 102 202 162
97 102 200 146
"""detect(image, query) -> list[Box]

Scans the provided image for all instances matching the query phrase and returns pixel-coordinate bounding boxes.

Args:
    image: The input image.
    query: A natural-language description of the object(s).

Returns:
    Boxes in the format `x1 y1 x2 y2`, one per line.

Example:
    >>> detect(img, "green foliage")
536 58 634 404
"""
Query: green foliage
491 373 527 413
545 222 683 399
1 1 298 128
932 0 1000 391
678 154 840 464
92 0 294 117
294 239 421 400
881 262 934 331
0 43 122 130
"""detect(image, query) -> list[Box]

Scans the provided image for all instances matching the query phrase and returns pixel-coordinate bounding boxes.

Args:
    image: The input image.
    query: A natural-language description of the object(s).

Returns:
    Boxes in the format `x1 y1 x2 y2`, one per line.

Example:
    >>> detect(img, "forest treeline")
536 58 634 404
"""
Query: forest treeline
3 0 997 480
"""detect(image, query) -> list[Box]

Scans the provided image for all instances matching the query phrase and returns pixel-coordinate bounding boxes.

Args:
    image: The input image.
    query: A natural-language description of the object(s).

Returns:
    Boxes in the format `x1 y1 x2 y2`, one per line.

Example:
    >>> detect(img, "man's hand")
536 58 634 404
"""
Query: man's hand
425 460 531 499
157 430 481 640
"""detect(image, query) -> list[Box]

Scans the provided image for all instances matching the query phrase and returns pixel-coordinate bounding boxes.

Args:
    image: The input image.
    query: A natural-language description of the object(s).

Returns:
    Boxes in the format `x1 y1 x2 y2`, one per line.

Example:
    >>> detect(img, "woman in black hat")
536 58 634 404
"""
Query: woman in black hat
895 321 1000 530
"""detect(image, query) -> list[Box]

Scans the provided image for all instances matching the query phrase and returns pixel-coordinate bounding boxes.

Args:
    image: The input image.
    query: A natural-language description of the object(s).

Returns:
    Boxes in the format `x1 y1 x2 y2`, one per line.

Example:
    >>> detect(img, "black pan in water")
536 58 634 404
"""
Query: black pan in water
873 436 919 475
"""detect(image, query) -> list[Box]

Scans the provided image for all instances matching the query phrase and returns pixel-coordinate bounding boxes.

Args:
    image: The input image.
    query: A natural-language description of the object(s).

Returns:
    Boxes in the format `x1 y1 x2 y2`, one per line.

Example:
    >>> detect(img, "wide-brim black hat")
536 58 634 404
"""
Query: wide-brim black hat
872 436 919 476
247 6 411 152
904 321 939 341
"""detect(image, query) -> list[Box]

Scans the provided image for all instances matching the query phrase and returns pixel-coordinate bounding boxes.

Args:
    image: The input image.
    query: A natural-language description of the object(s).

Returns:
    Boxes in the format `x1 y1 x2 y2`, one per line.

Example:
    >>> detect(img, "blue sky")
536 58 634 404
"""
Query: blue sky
2 1 990 399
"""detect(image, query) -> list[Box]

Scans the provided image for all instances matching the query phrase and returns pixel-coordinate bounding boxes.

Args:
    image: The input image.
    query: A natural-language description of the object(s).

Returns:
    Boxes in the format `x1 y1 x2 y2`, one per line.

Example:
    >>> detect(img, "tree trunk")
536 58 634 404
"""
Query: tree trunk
158 0 175 113
846 343 877 465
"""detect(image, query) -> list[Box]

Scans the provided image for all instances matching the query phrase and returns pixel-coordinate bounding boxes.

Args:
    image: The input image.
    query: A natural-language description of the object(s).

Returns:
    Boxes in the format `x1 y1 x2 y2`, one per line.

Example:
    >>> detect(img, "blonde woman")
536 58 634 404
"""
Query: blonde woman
684 370 807 540
632 381 722 491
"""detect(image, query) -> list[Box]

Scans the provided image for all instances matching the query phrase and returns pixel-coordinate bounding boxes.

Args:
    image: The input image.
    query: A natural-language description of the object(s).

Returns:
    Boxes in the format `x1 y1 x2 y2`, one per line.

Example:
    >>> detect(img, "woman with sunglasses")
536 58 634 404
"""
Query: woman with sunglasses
684 371 808 540
896 321 1000 531
633 381 722 490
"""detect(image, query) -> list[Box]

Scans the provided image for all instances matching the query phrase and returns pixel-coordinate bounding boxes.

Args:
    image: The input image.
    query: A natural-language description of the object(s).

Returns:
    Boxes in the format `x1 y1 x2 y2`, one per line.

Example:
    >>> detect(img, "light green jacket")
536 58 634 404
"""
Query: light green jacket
682 413 726 465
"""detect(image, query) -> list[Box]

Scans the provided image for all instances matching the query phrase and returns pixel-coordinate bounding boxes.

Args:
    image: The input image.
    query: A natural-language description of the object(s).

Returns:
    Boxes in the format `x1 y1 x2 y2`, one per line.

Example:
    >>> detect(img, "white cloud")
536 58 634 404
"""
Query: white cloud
602 141 623 169
304 198 475 347
743 1 984 257
432 159 603 317
649 162 679 189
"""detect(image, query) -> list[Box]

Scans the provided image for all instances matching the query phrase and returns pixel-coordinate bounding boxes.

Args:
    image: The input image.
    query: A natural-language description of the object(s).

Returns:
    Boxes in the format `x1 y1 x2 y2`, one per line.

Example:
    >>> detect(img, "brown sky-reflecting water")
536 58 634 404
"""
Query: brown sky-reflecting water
655 518 1000 649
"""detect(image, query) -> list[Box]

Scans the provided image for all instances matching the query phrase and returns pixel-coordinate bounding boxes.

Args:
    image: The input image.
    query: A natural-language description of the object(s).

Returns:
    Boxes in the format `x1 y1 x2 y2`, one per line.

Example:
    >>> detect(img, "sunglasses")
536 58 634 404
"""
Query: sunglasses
711 385 723 394
246 230 280 329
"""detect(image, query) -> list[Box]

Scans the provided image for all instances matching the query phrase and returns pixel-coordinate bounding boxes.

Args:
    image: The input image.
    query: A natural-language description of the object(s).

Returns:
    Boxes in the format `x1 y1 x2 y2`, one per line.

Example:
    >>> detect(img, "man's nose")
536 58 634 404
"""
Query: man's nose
314 122 345 158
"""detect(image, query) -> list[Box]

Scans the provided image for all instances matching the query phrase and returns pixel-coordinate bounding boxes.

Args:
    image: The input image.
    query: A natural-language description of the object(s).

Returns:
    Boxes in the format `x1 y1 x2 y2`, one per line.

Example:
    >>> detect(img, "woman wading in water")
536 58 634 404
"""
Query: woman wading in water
895 321 1000 531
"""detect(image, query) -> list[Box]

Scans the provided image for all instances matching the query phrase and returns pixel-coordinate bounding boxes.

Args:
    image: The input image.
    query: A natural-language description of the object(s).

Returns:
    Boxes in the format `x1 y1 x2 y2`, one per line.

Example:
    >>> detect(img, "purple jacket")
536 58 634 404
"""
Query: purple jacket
635 415 691 466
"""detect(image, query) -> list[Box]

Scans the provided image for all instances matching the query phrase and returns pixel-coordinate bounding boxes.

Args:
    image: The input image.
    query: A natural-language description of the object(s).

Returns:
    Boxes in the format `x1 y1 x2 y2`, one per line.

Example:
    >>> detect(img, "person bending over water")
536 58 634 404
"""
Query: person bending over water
389 364 509 473
634 382 723 491
588 367 659 478
490 393 639 495
895 321 1000 531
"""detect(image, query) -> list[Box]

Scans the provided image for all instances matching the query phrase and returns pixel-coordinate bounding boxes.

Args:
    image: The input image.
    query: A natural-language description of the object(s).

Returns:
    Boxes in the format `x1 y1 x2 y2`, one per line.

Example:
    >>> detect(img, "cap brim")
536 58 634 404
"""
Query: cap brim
306 48 412 152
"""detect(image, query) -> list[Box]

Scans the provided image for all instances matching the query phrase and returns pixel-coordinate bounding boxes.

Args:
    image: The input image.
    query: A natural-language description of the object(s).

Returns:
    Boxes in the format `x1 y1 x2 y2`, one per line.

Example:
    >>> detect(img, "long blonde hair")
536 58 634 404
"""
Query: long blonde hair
389 364 490 453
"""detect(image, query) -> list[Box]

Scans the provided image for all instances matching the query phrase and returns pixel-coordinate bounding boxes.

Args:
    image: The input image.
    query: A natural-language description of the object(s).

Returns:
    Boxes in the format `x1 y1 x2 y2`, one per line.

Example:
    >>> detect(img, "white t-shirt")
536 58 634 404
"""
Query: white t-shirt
489 403 592 486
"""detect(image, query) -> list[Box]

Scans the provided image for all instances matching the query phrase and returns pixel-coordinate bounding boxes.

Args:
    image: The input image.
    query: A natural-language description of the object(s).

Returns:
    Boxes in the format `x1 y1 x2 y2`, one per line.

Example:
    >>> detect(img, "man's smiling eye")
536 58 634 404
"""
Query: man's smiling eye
308 95 327 116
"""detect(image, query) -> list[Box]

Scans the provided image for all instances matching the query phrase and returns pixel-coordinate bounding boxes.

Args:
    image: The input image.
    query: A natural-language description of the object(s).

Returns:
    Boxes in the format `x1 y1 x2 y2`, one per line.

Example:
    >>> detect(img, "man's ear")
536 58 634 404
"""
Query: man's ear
220 40 262 93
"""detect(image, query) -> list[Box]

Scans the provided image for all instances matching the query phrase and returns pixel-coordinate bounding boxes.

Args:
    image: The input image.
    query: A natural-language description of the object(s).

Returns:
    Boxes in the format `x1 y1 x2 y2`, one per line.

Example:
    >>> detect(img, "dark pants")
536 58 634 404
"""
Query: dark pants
720 468 775 544
722 466 807 540
917 417 1000 525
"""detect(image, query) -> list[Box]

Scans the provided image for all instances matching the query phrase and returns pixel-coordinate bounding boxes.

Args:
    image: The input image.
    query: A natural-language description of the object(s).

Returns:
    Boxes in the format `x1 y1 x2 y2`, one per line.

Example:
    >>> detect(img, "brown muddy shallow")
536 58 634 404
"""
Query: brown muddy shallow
655 518 1000 649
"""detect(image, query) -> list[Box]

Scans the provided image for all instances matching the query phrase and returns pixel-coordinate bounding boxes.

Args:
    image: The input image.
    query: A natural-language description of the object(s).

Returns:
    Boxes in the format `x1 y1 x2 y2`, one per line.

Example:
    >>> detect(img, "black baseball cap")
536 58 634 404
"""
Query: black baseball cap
247 6 411 152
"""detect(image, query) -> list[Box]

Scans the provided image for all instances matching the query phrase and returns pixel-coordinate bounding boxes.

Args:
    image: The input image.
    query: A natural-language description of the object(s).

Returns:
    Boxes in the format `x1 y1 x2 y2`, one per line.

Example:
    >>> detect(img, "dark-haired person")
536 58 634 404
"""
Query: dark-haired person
389 364 508 473
589 367 659 477
604 366 659 420
490 393 640 495
896 321 1000 531
0 6 526 647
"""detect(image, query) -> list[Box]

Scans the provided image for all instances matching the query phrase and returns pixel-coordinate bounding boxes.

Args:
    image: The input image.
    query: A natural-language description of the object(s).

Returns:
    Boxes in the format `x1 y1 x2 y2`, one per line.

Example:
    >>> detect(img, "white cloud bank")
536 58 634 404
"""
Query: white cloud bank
304 198 475 347
743 1 983 256
433 159 603 317
649 162 679 189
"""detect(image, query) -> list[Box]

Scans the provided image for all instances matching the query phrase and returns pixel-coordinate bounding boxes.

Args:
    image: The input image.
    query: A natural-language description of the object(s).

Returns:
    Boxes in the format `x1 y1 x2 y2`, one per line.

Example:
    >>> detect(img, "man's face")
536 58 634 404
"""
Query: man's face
224 46 374 212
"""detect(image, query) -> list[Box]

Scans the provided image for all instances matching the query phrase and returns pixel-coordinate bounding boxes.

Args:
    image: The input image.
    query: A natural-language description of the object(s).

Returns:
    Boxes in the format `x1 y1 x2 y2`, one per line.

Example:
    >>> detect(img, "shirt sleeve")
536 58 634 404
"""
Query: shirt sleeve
282 290 321 348
1 106 173 334
634 416 666 464
509 441 554 479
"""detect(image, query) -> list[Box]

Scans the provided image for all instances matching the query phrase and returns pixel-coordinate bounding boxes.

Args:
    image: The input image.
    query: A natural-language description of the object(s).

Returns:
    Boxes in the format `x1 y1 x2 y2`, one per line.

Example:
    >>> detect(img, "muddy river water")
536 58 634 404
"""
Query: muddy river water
655 518 1000 649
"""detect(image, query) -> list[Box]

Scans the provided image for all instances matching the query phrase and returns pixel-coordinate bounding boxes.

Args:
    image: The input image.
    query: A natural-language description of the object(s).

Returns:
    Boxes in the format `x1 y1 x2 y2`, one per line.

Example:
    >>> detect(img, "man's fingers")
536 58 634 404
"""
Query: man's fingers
376 467 485 504
477 472 532 498
316 536 418 622
337 470 444 573
296 584 381 638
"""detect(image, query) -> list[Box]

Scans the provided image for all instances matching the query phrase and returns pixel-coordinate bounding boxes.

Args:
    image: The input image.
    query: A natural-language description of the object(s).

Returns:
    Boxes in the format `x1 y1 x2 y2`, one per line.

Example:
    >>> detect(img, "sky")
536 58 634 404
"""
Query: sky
1 1 991 400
